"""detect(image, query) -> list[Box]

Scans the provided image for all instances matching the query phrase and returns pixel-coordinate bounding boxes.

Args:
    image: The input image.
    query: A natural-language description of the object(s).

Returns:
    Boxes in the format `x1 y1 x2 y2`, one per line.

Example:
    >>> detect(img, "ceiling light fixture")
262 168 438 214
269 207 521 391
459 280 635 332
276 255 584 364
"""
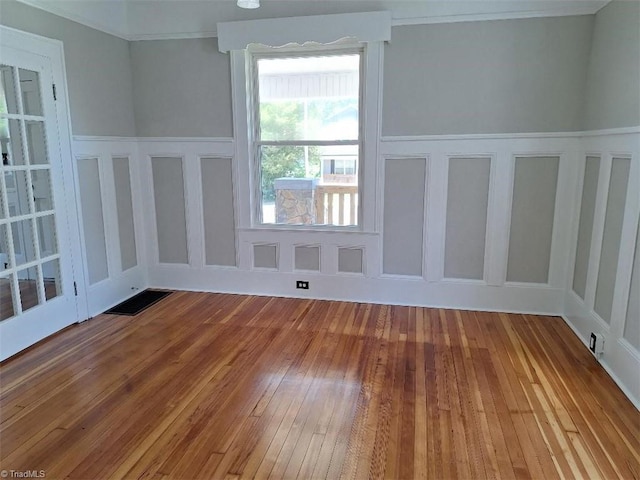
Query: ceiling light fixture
237 0 259 9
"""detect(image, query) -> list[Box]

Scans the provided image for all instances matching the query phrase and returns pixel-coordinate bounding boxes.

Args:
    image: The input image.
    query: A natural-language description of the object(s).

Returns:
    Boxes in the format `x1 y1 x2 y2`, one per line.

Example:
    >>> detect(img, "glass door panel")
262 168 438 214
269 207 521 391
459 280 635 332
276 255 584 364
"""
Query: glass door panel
18 68 43 116
0 275 15 320
25 121 48 165
0 65 18 114
0 59 63 323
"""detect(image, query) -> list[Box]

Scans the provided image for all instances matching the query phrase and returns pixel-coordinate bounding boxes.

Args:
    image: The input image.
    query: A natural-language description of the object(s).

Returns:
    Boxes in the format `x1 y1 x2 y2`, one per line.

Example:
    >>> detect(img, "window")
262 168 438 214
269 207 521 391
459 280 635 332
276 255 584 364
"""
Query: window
253 51 361 227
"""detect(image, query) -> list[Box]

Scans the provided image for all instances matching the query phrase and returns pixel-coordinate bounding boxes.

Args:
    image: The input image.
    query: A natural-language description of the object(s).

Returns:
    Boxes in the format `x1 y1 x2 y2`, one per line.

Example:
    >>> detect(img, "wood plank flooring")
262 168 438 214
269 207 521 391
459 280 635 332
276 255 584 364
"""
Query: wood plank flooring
1 291 638 479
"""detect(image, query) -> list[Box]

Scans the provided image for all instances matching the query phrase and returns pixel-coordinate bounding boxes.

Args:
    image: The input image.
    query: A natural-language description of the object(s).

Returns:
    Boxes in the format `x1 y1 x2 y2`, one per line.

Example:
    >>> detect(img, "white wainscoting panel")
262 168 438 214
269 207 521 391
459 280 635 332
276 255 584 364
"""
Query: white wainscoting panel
564 130 640 408
73 137 146 316
74 129 639 408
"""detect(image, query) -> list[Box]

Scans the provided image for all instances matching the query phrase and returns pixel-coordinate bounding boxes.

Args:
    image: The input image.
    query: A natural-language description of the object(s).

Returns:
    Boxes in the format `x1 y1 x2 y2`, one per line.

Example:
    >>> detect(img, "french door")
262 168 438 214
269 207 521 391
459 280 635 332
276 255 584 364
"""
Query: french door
0 28 85 360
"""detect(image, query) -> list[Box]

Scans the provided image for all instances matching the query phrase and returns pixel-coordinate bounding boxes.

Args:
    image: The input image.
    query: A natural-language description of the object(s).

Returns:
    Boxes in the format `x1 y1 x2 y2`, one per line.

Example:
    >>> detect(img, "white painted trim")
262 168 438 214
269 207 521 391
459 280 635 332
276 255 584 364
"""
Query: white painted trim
72 138 147 317
84 266 146 318
15 0 607 42
46 129 640 409
74 135 234 144
391 3 607 27
148 263 565 315
580 126 640 137
362 41 384 233
237 227 376 237
493 149 515 285
562 290 640 409
426 153 446 281
135 137 234 144
0 26 88 359
229 43 383 234
440 278 487 286
216 12 391 53
129 31 219 42
74 136 136 143
381 126 640 143
598 354 640 411
71 129 639 147
15 0 130 40
478 154 497 284
382 132 583 142
609 155 639 339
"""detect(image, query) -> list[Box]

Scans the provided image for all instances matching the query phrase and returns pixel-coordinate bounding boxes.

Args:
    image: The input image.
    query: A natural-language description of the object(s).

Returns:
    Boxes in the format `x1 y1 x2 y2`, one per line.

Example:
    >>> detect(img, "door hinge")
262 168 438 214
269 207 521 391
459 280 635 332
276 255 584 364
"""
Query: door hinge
73 281 78 296
52 83 57 101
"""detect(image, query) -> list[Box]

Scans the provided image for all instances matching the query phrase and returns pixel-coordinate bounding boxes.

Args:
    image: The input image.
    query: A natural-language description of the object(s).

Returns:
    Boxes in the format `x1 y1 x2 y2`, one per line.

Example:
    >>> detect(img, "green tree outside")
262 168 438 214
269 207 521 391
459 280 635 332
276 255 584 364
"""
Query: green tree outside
258 98 357 202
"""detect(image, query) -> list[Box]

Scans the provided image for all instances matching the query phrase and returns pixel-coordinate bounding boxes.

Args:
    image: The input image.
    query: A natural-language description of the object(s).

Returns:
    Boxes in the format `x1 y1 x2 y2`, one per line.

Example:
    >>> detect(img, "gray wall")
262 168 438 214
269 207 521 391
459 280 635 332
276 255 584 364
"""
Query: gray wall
506 156 559 284
0 0 136 136
594 158 631 324
113 157 138 271
152 157 189 264
383 158 426 276
624 223 640 350
444 157 491 280
130 38 233 137
383 16 594 135
572 156 600 299
584 1 640 130
201 157 236 266
77 158 109 284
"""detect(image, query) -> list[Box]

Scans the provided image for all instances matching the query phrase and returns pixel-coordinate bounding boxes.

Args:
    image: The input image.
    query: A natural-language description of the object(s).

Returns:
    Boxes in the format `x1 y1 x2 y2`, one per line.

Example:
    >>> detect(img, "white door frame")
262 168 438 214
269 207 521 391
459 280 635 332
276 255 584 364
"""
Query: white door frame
0 26 89 359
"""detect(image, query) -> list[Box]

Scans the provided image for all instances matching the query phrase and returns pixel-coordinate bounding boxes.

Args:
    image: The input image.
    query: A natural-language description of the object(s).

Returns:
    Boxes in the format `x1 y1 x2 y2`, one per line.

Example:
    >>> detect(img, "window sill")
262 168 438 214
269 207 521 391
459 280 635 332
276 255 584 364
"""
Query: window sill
238 225 378 236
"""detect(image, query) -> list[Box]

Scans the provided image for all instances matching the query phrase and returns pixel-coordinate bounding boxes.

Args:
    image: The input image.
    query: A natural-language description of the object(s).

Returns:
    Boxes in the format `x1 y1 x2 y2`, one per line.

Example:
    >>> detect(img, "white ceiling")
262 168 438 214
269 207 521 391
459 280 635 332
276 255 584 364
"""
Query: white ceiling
17 0 610 41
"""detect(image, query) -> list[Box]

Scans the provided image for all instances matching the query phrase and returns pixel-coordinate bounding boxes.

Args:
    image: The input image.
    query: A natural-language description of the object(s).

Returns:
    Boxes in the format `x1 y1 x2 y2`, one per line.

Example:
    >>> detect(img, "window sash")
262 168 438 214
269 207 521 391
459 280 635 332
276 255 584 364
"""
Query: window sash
257 140 359 147
251 49 364 228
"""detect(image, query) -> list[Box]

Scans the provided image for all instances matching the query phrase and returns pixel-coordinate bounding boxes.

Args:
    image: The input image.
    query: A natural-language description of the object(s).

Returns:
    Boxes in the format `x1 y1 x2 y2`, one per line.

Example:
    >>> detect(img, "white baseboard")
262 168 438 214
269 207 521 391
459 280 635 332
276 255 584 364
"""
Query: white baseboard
147 264 564 316
563 291 640 409
85 266 147 318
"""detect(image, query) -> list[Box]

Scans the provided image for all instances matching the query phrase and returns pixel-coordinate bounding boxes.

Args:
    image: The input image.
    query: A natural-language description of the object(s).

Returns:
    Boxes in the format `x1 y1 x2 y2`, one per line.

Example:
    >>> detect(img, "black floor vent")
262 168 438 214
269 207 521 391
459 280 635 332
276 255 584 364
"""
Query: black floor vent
104 290 172 316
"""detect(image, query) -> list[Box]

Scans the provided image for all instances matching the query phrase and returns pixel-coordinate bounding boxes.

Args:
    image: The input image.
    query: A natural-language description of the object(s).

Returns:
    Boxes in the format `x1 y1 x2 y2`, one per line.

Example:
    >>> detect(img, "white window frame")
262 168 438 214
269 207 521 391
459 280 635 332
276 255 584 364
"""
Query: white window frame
225 13 386 233
249 45 364 227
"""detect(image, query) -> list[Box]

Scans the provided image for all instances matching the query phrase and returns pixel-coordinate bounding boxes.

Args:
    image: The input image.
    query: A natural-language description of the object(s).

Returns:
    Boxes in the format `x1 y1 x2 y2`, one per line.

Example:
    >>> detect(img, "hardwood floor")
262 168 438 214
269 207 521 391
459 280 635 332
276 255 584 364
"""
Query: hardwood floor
0 292 638 479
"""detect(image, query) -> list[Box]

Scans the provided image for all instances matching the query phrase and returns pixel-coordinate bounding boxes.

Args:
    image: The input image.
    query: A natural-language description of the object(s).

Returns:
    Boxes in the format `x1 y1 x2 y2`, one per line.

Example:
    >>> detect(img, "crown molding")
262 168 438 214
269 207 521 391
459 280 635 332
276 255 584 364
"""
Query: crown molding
127 31 219 42
391 3 607 27
16 0 609 43
16 0 130 40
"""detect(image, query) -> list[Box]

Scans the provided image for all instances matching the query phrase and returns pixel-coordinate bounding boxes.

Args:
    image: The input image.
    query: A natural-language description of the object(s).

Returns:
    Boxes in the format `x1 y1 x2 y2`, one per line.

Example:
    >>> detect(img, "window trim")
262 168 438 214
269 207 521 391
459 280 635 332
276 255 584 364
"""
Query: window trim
250 47 364 227
229 37 384 234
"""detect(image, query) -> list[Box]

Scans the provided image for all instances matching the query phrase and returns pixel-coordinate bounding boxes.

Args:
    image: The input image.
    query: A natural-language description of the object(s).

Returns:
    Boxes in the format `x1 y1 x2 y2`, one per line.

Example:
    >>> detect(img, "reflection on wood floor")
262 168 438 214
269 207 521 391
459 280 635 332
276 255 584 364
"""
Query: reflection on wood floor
0 277 58 320
0 291 638 479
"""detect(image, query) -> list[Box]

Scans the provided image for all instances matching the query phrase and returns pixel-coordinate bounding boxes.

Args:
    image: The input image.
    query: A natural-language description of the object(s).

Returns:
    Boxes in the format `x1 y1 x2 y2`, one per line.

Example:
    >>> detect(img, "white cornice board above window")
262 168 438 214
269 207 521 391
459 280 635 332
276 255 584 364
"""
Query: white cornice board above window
216 11 392 52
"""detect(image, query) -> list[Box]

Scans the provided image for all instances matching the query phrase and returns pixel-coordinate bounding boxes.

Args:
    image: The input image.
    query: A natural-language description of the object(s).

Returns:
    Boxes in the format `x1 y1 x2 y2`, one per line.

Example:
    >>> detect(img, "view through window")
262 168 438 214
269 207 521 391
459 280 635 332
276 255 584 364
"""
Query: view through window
255 53 361 226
